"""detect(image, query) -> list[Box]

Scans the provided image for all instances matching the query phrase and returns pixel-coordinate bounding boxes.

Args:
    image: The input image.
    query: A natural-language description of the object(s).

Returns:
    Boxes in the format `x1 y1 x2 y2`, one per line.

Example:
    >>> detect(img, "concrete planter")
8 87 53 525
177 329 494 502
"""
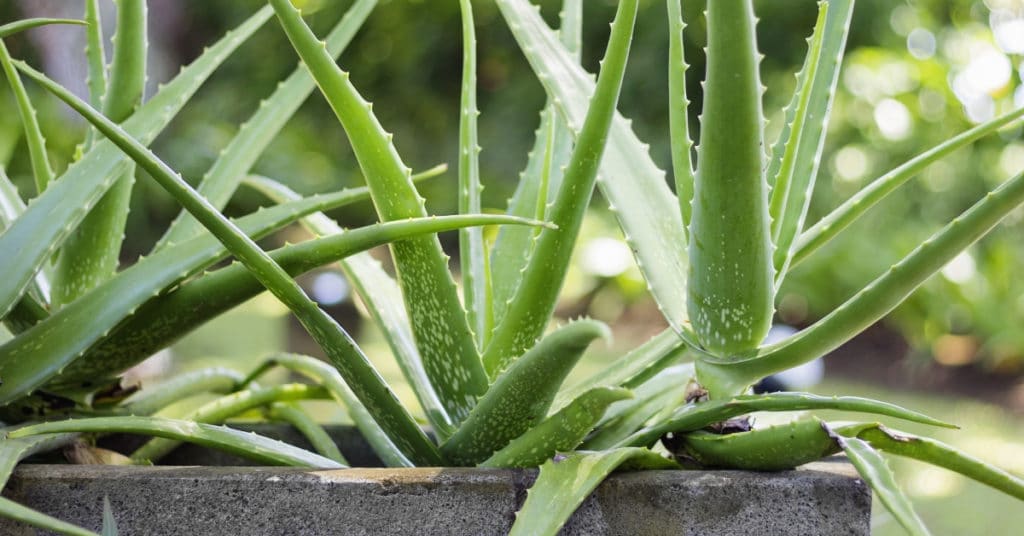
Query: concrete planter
2 425 871 535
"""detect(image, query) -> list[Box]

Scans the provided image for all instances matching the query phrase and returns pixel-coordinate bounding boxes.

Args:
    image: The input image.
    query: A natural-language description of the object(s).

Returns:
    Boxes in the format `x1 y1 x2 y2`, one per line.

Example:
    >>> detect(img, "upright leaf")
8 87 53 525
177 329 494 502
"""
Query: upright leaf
495 0 692 347
270 0 487 424
0 6 274 319
456 0 490 349
688 0 774 358
0 41 55 194
666 0 694 237
770 1 844 285
54 0 148 307
489 0 581 328
483 0 638 375
82 0 106 150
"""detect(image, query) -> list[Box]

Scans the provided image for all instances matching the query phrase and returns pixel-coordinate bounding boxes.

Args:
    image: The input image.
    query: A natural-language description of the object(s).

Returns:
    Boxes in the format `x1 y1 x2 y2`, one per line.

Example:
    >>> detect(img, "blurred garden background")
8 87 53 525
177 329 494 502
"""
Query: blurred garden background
1 0 1022 532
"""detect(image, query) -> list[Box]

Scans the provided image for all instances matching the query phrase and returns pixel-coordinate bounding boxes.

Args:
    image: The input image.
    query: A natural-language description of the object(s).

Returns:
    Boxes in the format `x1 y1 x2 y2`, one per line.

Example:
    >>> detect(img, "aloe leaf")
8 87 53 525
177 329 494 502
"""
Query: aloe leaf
60 213 543 391
244 175 455 440
156 0 377 249
270 0 488 425
666 0 694 237
0 41 55 194
582 365 691 450
82 0 106 150
0 18 86 38
455 0 490 349
120 367 245 416
508 448 677 536
249 353 412 468
14 62 442 466
482 0 637 376
554 328 690 411
621 391 954 448
496 0 692 346
840 423 1024 501
771 1 846 284
481 387 632 469
267 402 348 465
442 320 610 466
131 383 329 463
0 6 273 319
10 417 345 468
688 0 774 358
0 166 50 326
793 104 1024 268
54 0 148 307
489 0 581 329
702 167 1024 393
0 432 78 488
1 188 370 399
0 497 99 536
101 497 117 536
674 417 840 471
835 434 930 536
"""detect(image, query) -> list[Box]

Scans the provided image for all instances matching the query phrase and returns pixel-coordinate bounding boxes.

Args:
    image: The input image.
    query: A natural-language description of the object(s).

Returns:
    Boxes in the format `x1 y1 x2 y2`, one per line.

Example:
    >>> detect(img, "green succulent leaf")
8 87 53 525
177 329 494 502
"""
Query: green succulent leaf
53 0 148 307
496 0 693 349
481 386 632 469
793 104 1024 268
0 18 86 38
101 497 117 536
130 383 329 463
483 0 637 376
554 328 690 411
83 0 105 114
672 417 839 471
119 367 245 416
15 58 442 467
0 497 99 536
839 423 1024 501
489 0 580 329
770 0 852 285
0 6 273 319
622 391 954 448
689 0 773 358
10 417 345 468
0 41 55 195
267 402 348 465
582 364 692 451
835 434 930 536
156 0 377 249
508 448 678 536
270 0 487 425
442 319 611 466
666 0 694 237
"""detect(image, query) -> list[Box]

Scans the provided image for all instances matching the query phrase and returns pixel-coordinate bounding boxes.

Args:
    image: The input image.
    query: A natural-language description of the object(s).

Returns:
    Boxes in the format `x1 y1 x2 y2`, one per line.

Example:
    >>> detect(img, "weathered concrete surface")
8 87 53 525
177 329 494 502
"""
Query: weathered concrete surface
2 458 869 535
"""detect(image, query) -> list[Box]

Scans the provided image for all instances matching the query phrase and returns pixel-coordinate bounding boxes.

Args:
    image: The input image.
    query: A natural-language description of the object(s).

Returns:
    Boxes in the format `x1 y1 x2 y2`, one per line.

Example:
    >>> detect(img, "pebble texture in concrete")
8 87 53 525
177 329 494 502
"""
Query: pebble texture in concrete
2 458 869 535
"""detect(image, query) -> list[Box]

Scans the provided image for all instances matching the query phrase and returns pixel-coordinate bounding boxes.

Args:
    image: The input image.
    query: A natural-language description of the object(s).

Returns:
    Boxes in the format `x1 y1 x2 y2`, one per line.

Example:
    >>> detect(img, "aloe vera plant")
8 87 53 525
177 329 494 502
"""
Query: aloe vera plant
0 1 1022 535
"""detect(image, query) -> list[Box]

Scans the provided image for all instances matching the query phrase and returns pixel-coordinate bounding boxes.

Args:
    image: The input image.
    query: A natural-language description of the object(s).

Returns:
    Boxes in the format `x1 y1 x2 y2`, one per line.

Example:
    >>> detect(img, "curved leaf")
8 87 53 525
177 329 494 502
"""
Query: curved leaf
442 320 610 466
509 448 677 536
267 402 347 465
481 387 632 468
0 18 85 38
10 417 345 468
119 367 245 416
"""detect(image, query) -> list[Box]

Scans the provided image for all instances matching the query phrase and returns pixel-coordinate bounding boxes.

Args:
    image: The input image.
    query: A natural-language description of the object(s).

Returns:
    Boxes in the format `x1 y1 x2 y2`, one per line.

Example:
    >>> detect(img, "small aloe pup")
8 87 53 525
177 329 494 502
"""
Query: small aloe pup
498 0 1024 533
